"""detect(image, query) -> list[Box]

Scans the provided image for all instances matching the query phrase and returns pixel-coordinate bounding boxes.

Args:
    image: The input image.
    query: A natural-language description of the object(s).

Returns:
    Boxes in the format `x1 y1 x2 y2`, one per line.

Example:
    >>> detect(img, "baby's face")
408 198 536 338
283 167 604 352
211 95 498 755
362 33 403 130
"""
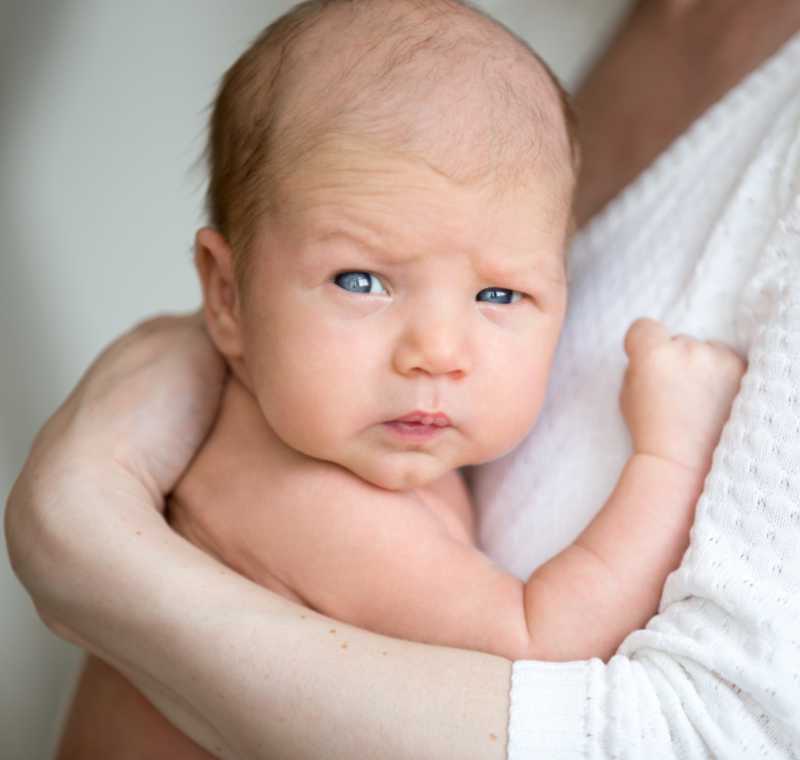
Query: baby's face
237 141 569 490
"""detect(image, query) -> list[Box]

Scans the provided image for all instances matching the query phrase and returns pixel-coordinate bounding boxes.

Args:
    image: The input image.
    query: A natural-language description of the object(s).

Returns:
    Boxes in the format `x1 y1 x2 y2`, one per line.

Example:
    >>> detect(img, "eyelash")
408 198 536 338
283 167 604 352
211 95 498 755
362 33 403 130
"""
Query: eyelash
333 271 524 304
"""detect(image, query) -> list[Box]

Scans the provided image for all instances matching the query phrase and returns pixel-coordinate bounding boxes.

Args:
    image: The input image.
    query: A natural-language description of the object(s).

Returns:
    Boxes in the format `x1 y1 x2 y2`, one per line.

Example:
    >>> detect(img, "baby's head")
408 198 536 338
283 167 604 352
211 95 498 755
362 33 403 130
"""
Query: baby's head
197 0 578 490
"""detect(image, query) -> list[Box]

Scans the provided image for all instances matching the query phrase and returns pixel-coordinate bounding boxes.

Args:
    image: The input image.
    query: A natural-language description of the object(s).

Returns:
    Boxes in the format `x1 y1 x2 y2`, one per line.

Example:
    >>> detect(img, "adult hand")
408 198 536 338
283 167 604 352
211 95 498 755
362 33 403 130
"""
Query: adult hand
5 312 226 643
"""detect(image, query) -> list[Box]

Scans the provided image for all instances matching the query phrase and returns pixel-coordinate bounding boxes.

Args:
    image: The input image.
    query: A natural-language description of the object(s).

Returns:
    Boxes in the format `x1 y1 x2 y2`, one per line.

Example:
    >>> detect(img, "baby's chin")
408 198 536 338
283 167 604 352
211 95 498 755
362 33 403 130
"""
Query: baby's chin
345 452 454 492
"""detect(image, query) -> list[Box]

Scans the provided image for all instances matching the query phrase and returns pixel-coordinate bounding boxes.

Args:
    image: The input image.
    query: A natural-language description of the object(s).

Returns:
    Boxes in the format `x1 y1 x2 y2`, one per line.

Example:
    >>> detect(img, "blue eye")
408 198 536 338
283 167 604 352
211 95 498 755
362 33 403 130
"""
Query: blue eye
477 288 522 305
334 271 388 295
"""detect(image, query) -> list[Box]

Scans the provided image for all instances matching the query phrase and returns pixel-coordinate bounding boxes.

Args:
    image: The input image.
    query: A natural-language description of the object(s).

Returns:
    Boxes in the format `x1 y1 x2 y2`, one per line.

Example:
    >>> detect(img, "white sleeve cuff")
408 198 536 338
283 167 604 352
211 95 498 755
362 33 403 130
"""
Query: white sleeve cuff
507 659 599 760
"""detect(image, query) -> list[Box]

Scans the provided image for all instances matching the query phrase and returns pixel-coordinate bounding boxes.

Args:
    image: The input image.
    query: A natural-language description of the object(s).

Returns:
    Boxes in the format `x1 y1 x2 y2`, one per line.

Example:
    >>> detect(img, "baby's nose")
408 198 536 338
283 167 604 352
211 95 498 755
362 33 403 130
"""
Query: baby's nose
392 312 472 379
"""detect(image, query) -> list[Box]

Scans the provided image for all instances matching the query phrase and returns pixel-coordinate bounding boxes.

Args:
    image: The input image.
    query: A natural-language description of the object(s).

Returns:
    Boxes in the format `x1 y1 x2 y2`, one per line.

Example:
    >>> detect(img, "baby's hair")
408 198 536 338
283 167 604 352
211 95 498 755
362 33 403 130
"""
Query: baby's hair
203 0 579 287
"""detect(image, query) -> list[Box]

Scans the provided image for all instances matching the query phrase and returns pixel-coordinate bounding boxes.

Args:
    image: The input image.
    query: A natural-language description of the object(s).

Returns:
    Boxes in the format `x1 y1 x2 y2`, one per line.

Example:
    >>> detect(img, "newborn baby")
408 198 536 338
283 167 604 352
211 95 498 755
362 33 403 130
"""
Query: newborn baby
57 1 746 757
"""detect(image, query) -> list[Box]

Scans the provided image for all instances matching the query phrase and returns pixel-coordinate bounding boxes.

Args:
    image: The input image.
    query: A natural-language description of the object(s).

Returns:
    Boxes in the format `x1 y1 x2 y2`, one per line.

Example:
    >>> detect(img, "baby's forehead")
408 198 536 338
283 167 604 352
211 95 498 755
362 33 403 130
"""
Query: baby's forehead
268 1 575 197
266 144 570 287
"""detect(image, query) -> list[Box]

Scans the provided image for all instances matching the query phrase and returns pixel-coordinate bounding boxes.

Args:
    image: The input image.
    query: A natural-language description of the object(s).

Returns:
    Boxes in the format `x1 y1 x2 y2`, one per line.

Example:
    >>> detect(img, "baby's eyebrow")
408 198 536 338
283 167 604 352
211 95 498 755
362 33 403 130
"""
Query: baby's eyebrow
302 227 566 287
314 229 383 253
293 229 393 280
305 228 413 265
489 259 565 286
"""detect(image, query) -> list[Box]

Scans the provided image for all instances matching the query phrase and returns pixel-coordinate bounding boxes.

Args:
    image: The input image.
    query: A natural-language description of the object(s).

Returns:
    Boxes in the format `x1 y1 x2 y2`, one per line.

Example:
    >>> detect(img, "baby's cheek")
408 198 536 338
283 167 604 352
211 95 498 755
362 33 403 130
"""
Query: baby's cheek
472 367 549 461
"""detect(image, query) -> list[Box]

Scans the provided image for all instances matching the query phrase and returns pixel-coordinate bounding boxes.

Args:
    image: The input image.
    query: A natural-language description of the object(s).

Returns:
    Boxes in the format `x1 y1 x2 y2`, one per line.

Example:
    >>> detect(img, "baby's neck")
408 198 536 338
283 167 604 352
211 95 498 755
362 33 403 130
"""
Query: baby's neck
215 373 475 544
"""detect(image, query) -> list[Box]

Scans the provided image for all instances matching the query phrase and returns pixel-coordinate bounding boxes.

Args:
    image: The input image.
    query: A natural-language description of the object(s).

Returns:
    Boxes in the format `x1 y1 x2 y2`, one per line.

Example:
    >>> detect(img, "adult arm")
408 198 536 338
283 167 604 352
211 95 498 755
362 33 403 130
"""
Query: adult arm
574 0 800 224
5 314 512 760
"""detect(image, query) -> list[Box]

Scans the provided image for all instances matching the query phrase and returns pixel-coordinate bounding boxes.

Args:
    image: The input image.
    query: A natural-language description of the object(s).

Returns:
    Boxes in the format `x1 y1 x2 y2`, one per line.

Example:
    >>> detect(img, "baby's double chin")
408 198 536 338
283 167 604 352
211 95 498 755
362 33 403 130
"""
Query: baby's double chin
350 455 449 492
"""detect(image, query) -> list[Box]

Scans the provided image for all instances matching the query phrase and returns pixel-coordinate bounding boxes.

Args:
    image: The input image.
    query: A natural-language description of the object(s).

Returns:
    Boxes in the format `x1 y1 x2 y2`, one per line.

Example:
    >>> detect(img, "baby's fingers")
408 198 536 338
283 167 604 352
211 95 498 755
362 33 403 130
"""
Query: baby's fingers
624 318 670 358
705 339 748 376
706 338 746 359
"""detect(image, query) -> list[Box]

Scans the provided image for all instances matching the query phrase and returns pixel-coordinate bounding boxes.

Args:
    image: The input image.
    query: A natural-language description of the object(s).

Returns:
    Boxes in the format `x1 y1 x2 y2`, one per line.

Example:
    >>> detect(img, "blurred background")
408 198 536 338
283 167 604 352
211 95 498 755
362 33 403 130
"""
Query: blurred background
0 1 632 756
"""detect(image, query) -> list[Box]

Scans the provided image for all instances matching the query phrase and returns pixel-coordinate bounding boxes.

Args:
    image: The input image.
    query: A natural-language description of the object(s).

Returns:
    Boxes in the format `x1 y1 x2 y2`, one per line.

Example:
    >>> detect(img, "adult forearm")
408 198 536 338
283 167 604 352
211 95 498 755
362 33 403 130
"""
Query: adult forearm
573 0 800 224
7 468 511 760
521 454 703 662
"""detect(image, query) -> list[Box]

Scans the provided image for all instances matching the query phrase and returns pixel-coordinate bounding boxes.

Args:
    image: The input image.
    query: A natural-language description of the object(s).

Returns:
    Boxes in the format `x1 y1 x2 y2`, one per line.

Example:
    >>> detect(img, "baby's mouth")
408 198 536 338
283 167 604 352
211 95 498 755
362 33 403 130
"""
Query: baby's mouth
383 411 452 440
390 411 452 427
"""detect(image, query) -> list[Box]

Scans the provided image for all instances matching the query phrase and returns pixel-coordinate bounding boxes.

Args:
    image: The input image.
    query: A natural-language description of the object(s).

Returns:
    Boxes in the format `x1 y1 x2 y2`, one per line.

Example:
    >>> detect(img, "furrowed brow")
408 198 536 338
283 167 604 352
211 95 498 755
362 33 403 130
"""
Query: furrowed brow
307 228 412 265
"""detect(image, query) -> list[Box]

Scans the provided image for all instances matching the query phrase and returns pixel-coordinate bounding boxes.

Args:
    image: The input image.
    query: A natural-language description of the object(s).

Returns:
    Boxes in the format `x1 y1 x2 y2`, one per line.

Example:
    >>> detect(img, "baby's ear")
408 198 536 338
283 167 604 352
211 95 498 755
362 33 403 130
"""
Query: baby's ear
194 227 244 360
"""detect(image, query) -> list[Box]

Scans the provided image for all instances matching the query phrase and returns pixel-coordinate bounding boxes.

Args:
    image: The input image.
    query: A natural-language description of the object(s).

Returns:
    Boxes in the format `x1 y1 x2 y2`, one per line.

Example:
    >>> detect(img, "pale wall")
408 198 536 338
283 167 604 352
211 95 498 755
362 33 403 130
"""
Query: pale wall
0 1 632 757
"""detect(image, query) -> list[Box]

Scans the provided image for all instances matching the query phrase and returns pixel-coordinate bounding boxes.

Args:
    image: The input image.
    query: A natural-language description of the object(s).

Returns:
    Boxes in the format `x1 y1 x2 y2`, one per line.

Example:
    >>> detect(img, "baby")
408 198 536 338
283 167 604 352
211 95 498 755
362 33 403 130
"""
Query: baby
57 1 746 757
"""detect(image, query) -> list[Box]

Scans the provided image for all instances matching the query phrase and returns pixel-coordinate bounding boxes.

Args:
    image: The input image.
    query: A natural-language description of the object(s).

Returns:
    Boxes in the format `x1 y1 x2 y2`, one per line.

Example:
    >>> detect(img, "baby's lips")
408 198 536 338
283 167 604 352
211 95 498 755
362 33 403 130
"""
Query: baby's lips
391 411 452 427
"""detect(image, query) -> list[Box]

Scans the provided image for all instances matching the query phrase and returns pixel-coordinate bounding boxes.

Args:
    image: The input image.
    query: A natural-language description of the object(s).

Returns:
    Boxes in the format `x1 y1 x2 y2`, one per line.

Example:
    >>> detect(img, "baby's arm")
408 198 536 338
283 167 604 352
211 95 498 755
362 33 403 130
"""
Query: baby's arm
524 318 747 660
166 318 744 664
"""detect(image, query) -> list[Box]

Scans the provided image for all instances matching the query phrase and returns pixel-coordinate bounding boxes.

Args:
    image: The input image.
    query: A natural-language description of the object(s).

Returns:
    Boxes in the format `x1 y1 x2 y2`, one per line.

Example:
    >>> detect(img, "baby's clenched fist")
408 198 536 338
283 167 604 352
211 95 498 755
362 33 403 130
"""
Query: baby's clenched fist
620 318 747 475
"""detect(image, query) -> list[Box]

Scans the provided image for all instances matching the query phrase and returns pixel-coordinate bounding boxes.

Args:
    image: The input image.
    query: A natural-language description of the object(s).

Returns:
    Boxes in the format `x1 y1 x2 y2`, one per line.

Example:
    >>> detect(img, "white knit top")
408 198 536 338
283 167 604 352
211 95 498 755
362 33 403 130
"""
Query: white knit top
469 33 800 758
